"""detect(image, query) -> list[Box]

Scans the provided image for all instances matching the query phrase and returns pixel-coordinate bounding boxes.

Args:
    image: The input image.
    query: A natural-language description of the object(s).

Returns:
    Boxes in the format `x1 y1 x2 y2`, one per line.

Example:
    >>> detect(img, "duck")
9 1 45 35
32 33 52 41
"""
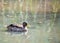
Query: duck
7 22 28 32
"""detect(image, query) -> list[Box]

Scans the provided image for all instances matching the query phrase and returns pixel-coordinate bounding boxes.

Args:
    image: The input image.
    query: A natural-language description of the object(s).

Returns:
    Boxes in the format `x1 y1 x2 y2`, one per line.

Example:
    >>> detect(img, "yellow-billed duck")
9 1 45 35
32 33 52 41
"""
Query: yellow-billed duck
7 22 28 32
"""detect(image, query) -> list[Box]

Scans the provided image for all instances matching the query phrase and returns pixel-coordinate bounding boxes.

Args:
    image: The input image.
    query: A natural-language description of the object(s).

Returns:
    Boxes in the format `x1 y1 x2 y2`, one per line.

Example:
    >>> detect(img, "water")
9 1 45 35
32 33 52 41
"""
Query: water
0 0 60 43
0 13 60 43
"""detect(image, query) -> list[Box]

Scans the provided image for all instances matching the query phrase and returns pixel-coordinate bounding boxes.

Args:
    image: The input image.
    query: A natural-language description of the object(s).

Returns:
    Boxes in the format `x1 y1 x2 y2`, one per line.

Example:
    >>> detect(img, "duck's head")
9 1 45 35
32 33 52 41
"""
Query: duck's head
22 22 27 27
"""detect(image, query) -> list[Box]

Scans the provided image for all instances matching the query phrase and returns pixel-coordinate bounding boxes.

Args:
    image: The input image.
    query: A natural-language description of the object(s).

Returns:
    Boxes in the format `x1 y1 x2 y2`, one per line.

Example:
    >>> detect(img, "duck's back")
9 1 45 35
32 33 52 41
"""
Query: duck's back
7 24 27 32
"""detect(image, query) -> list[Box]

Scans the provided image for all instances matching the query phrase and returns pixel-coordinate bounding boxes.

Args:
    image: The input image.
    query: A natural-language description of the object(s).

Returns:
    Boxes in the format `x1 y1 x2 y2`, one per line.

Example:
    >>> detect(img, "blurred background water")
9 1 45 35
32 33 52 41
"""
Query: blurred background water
0 0 60 43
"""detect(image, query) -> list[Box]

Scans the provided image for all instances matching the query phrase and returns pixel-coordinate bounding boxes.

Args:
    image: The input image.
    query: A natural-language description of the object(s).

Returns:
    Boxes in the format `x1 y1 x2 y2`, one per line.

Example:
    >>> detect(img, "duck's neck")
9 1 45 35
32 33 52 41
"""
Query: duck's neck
23 26 27 30
23 26 25 28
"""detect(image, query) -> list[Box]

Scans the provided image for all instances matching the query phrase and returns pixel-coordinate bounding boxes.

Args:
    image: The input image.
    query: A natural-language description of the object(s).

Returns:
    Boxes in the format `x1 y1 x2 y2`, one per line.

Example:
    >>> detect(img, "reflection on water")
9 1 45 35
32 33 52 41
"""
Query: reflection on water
0 13 60 43
0 0 60 43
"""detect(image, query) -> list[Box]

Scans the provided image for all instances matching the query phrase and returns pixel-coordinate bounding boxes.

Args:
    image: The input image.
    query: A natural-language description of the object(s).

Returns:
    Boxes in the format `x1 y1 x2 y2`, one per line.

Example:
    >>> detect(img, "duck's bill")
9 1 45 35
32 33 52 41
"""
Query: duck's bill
27 24 31 27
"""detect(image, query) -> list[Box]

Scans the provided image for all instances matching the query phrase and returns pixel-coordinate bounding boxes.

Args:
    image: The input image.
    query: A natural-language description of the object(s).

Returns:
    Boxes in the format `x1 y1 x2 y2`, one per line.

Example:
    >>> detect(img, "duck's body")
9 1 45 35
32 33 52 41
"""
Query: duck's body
7 22 28 32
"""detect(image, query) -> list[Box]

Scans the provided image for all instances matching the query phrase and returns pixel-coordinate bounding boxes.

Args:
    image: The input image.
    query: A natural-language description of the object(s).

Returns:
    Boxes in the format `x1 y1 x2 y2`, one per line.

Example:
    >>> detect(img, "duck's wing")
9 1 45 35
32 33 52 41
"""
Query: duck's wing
7 24 18 29
10 24 19 27
16 27 23 29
